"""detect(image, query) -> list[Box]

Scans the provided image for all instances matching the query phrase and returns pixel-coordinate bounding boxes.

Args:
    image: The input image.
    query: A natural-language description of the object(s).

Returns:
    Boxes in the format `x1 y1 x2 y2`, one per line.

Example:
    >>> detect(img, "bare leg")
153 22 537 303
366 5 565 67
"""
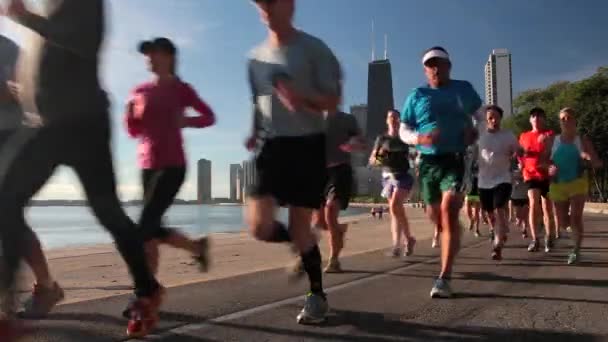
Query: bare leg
439 191 462 279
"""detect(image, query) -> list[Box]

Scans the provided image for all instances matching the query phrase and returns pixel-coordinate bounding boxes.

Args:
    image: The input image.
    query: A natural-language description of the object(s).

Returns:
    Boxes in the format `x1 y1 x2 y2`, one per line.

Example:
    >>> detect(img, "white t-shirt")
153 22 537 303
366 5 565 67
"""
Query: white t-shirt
477 129 519 189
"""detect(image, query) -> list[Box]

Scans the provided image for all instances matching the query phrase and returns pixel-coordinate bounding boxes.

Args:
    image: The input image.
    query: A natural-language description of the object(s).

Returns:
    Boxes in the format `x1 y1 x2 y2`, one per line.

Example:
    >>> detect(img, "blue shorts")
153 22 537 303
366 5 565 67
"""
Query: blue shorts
381 172 414 199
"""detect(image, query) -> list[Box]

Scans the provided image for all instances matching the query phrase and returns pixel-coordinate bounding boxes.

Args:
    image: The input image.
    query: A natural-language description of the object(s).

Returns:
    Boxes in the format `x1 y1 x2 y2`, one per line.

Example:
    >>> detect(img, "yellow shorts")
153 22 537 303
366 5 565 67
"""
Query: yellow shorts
549 177 588 202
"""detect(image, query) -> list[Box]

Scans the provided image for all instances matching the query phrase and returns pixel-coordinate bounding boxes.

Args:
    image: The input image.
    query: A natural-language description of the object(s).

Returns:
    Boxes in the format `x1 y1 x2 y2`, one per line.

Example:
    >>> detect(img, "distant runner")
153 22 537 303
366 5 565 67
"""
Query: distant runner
476 105 519 261
519 107 555 253
548 107 602 264
370 110 416 258
312 111 365 273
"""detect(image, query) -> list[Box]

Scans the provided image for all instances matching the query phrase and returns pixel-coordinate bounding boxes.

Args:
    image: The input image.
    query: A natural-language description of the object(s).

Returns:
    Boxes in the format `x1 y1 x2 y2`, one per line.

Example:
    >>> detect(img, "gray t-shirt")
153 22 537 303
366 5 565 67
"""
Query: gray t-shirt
325 112 361 165
248 30 342 137
0 35 22 130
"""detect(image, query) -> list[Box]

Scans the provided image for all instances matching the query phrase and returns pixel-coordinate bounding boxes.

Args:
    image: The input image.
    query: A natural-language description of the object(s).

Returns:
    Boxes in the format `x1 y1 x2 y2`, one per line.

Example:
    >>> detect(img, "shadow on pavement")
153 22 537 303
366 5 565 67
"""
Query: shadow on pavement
199 310 601 342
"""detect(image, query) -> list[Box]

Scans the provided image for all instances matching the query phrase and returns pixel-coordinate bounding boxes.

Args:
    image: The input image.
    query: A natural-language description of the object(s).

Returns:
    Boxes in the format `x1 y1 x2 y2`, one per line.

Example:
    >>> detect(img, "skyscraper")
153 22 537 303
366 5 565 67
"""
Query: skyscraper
485 49 513 117
197 159 212 204
242 159 257 201
366 59 394 142
229 164 242 202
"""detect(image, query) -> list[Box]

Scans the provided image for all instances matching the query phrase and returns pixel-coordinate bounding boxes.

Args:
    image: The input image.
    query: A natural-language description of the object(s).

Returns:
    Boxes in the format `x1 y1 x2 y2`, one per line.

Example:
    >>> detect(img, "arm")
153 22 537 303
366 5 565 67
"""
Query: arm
581 136 603 168
9 0 102 59
368 136 382 165
246 61 262 150
464 82 483 145
183 84 216 128
399 91 420 145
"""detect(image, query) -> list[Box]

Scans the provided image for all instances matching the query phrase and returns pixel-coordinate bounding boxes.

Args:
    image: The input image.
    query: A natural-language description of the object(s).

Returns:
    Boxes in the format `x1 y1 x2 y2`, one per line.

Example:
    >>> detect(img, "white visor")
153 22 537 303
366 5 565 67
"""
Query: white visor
422 49 450 65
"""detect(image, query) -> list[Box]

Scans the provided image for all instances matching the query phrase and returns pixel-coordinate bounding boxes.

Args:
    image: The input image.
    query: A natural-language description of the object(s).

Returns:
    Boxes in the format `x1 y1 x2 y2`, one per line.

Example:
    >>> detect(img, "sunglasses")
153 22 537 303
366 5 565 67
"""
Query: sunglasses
254 0 277 4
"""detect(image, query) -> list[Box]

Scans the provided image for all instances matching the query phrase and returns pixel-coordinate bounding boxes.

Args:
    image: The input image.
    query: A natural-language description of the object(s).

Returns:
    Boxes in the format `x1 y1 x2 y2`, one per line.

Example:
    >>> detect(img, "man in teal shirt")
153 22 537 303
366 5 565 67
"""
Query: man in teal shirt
400 46 482 298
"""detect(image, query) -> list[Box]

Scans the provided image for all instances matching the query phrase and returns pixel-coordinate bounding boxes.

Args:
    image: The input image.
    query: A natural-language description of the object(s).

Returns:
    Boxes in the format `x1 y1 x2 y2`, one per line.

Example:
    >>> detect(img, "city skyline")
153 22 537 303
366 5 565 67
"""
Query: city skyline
2 0 607 200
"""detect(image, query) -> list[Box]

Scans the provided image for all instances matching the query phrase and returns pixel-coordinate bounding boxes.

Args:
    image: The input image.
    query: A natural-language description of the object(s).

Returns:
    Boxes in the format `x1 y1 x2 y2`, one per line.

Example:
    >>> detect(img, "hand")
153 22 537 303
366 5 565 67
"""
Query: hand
6 0 27 17
274 79 304 112
548 164 558 177
417 129 439 146
580 152 592 161
245 135 257 151
537 133 548 144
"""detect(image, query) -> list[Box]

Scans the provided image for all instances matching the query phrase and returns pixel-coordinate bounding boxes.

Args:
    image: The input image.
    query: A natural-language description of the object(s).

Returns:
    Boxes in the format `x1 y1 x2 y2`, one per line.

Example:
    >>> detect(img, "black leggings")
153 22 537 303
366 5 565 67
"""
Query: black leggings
139 167 186 241
0 118 159 298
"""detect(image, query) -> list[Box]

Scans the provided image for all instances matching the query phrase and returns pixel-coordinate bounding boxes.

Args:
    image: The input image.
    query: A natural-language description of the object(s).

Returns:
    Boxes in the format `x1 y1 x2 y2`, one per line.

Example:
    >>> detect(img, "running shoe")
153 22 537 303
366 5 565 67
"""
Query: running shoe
19 282 65 319
430 278 452 298
474 230 481 238
489 229 495 242
544 236 554 253
404 237 416 257
431 237 439 248
521 228 528 239
527 239 539 252
296 292 328 324
323 259 342 273
567 251 579 265
491 245 503 261
387 246 401 258
566 226 572 233
193 236 210 272
125 286 165 338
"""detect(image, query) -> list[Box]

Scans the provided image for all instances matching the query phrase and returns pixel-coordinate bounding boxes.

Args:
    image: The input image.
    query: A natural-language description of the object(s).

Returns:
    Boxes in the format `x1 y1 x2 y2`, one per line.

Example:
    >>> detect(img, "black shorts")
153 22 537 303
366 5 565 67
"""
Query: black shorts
525 179 550 198
511 198 529 207
325 163 353 210
251 134 327 209
479 183 512 212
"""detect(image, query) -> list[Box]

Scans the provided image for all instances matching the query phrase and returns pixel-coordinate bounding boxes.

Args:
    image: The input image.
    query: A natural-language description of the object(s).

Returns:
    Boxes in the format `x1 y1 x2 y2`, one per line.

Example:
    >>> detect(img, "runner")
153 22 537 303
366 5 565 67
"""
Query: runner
369 110 416 258
547 107 602 264
0 0 163 338
124 37 215 276
312 111 365 273
511 161 530 239
464 144 482 238
519 107 555 253
0 33 64 320
246 0 342 324
400 46 482 298
476 105 519 261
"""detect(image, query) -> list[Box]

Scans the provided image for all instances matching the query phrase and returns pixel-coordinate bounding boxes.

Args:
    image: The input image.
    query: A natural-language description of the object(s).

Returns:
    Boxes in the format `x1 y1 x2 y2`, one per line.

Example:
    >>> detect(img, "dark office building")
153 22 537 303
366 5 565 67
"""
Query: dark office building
366 59 394 142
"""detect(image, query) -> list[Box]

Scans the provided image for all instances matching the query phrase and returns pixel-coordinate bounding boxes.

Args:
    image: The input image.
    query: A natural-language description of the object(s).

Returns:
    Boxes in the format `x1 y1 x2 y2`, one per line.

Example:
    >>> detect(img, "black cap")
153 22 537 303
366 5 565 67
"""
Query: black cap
138 37 177 55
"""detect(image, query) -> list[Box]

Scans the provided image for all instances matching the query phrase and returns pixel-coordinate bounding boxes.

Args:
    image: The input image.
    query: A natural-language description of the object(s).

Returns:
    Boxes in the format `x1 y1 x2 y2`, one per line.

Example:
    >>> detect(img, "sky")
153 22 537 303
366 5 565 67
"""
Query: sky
1 0 608 200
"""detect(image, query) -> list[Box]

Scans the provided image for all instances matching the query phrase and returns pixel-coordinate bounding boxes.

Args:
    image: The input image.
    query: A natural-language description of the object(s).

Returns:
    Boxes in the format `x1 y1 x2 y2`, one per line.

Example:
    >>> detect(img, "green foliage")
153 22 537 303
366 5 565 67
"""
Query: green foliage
351 195 386 204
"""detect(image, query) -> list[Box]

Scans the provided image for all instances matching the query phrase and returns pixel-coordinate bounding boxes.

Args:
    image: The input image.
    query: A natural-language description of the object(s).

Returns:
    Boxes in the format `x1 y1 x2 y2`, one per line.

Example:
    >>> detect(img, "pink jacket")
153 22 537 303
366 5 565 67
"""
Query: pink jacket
125 80 215 169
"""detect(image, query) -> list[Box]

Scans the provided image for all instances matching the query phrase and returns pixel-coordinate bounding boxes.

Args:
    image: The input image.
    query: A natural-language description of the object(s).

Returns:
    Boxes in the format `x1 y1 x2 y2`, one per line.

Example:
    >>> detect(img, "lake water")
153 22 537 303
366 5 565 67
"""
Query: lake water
25 205 368 250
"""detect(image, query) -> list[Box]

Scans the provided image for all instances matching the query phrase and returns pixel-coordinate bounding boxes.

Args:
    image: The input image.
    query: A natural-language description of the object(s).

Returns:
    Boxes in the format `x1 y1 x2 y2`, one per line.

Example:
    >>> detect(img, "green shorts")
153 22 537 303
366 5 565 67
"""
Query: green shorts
418 153 466 205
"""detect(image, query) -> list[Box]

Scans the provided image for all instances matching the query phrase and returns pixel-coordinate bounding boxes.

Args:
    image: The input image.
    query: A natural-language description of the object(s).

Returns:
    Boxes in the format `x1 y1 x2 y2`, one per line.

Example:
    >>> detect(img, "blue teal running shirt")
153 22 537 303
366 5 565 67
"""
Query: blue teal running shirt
401 80 482 155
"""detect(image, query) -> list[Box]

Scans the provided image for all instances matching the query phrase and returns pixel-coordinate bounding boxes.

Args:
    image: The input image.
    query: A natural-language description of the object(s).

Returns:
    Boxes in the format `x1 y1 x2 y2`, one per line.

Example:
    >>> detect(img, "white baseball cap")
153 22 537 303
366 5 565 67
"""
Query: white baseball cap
422 48 450 65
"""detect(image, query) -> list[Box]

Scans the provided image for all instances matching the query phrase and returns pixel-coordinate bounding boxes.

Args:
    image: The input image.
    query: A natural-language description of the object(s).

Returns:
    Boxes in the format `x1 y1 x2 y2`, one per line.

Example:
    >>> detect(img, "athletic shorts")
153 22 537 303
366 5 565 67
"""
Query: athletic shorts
418 153 465 204
511 198 529 207
325 163 353 210
250 134 327 209
381 172 414 199
525 179 550 198
549 176 588 203
479 183 512 212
